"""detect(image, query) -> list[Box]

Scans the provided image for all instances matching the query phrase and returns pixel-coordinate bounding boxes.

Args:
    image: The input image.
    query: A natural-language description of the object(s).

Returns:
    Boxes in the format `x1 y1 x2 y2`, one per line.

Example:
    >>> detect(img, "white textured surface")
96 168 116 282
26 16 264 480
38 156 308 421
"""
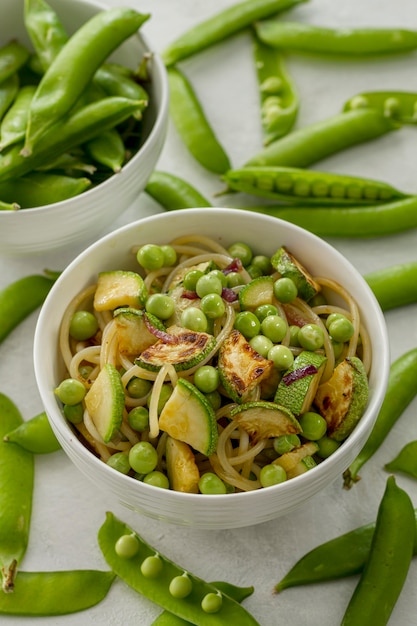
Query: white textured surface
2 0 417 624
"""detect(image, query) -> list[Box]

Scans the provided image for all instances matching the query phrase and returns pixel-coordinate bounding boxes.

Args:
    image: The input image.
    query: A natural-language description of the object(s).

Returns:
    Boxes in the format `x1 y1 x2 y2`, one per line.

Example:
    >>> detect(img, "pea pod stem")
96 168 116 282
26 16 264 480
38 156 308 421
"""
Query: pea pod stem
167 66 231 175
244 196 417 238
254 20 417 56
245 108 399 169
364 262 417 311
0 393 34 593
0 570 115 615
23 7 150 154
222 165 408 205
343 347 417 488
275 507 417 592
161 0 309 66
145 170 212 210
98 512 260 625
341 476 415 625
0 272 57 343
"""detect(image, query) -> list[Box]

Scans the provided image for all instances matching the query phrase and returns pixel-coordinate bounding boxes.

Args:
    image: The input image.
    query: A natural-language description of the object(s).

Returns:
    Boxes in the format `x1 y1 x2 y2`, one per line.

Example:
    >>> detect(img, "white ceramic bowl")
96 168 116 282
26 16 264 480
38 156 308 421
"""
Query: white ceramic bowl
34 208 390 529
0 0 169 256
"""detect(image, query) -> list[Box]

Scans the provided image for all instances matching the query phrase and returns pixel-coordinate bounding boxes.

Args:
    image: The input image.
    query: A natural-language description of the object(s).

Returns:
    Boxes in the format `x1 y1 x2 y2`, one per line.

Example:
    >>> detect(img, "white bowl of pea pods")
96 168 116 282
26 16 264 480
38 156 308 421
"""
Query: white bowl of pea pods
34 208 390 529
0 0 169 255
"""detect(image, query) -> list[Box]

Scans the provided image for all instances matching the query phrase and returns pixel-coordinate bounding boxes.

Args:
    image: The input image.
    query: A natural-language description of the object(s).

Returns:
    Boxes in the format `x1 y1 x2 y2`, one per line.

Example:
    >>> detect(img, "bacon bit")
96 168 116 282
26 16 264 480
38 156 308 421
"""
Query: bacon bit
282 364 318 386
181 289 199 300
221 287 238 303
222 258 243 275
144 314 179 344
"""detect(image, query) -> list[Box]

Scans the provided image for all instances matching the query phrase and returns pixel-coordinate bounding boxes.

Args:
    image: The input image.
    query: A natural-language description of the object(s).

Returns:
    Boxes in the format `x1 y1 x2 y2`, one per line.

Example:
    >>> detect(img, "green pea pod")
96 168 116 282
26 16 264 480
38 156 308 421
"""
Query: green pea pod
252 34 298 145
385 441 417 479
152 581 254 625
0 74 19 122
145 171 212 210
168 67 231 175
245 108 399 169
254 20 417 56
344 90 417 124
162 0 309 66
275 508 417 592
0 393 34 592
1 171 91 208
35 151 97 175
4 411 61 454
0 569 115 615
222 166 408 205
23 7 150 155
244 195 417 238
0 41 30 84
343 348 417 488
24 0 69 72
84 128 126 173
98 512 260 626
0 96 143 182
0 85 37 151
341 476 415 625
0 272 56 343
94 64 149 120
365 262 417 311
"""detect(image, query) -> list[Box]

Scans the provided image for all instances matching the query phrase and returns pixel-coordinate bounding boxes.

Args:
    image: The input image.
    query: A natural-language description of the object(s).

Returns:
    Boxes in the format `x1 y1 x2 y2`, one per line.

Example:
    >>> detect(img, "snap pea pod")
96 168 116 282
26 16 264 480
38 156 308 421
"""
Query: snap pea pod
244 195 417 238
0 74 19 122
275 508 417 592
0 172 91 208
98 512 260 626
0 96 143 182
365 262 417 311
94 64 149 120
343 348 417 488
85 128 126 173
0 393 34 593
0 41 30 84
341 476 414 626
162 0 309 67
222 166 408 205
245 108 399 168
344 90 417 124
152 581 254 626
252 34 298 145
0 569 115 615
24 0 69 72
385 442 417 479
4 411 61 454
0 85 37 151
254 20 417 56
35 151 97 175
23 7 150 155
145 171 212 210
0 271 57 343
168 66 231 175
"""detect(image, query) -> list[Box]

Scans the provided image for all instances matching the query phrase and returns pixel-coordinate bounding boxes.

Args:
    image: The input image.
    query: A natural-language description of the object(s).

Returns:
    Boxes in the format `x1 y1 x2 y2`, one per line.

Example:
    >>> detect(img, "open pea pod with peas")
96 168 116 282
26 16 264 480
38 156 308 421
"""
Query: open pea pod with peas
98 512 260 625
344 91 417 124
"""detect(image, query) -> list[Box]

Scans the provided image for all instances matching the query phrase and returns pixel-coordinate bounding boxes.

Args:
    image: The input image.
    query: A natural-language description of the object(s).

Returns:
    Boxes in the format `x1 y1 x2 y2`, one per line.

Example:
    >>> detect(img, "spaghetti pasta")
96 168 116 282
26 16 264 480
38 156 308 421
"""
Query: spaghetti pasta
56 235 371 494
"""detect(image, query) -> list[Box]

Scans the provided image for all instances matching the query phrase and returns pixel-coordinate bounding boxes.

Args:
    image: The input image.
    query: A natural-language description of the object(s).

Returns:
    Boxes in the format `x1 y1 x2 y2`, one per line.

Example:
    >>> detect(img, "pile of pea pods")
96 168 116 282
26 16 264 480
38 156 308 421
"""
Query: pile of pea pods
3 0 417 624
0 0 151 210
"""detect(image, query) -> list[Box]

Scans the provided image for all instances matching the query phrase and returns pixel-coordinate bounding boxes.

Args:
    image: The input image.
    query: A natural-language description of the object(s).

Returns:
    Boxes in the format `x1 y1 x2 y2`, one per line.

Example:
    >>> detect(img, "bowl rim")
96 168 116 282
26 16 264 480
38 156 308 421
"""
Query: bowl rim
33 208 390 509
0 0 169 218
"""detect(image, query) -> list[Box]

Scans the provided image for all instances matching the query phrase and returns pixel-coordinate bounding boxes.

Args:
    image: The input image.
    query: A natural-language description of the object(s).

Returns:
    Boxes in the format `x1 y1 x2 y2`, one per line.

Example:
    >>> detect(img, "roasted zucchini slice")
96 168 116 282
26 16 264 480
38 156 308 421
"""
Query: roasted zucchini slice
238 276 274 310
273 441 319 479
158 378 218 455
314 356 369 441
271 246 320 302
230 401 301 442
94 270 147 311
135 325 216 372
218 329 274 403
165 436 200 493
84 363 124 443
113 309 164 355
274 351 327 416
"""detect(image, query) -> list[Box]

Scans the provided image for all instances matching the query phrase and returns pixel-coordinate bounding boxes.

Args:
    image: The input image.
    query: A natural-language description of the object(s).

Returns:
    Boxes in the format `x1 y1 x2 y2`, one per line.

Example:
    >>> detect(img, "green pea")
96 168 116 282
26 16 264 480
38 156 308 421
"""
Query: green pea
249 334 274 357
201 592 223 614
227 271 244 288
316 436 341 459
288 324 300 346
251 255 272 275
142 471 170 489
181 306 208 332
63 402 84 424
204 390 222 411
160 245 177 267
169 574 193 599
234 311 261 339
298 412 327 441
273 277 297 303
261 314 287 342
54 378 86 405
195 273 223 298
145 293 175 320
115 534 140 558
227 242 253 266
273 434 301 455
183 269 204 291
126 377 152 399
200 293 225 319
141 554 163 578
137 244 165 270
267 344 294 370
107 452 131 474
298 324 324 350
127 406 149 432
255 303 278 321
69 310 99 340
128 441 158 474
199 472 227 494
193 365 220 394
328 316 354 343
260 463 287 487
